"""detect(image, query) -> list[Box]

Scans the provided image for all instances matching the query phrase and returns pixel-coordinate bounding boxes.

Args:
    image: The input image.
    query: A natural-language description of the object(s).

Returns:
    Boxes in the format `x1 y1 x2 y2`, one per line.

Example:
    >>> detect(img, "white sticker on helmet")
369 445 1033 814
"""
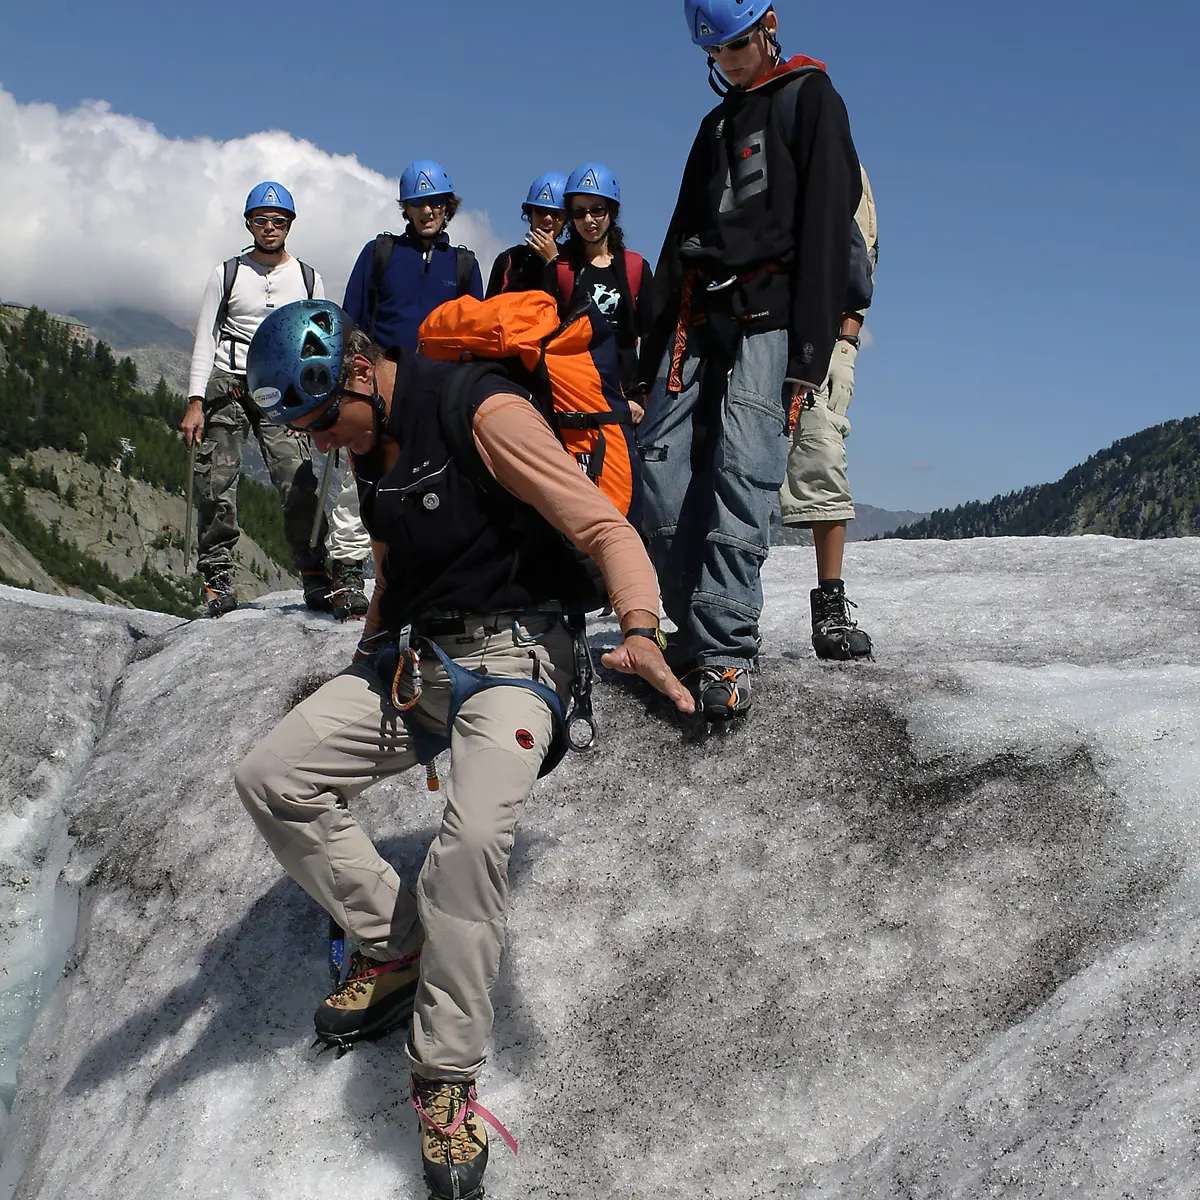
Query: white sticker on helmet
253 386 282 410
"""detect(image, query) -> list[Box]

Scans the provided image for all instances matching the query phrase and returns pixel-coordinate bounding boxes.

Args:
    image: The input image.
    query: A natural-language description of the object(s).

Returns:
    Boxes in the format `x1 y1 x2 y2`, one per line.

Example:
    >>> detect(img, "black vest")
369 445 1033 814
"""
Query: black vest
352 350 597 632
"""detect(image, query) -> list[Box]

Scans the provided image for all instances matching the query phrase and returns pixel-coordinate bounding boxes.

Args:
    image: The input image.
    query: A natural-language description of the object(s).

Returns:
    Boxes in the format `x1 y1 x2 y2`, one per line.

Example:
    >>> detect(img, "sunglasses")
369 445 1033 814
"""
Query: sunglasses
711 30 755 54
571 204 609 221
405 198 449 211
280 386 360 433
249 215 291 229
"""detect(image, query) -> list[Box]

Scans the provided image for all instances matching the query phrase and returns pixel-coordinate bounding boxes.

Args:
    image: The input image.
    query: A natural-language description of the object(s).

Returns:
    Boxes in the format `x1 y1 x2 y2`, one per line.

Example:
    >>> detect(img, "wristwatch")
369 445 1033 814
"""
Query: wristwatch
837 334 860 348
624 625 667 650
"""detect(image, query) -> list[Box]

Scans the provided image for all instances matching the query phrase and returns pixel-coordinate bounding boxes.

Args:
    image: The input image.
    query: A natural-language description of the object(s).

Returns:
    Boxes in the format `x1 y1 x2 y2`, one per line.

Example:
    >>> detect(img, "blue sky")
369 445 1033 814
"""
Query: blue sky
2 0 1198 513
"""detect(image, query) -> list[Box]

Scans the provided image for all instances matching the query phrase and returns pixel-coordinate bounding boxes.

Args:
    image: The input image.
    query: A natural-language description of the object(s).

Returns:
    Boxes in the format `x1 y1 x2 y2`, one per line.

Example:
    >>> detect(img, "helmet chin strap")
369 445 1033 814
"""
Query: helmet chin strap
707 56 731 96
368 374 388 439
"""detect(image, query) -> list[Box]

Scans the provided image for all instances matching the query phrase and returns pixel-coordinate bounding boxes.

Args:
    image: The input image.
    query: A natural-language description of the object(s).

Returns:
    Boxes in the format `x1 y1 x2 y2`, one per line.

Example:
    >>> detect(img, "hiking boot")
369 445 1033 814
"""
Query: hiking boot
412 1078 495 1200
202 571 237 619
301 569 334 613
688 664 752 721
329 559 370 622
313 949 421 1046
811 580 874 661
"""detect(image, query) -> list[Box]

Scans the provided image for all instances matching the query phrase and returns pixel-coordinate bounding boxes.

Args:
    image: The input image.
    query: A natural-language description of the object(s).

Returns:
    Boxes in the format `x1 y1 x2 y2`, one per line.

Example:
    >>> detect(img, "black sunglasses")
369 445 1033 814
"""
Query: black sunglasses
284 387 359 433
571 204 609 220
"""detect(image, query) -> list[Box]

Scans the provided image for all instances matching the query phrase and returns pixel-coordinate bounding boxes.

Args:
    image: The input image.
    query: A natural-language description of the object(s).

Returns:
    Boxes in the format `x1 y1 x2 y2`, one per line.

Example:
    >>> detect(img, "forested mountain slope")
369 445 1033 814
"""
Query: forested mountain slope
889 416 1200 540
0 308 297 614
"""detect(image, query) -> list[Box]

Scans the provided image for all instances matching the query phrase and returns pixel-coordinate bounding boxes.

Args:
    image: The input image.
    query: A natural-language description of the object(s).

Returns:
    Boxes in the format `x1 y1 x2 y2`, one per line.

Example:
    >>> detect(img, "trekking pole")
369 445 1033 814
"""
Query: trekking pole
183 439 197 574
310 448 336 550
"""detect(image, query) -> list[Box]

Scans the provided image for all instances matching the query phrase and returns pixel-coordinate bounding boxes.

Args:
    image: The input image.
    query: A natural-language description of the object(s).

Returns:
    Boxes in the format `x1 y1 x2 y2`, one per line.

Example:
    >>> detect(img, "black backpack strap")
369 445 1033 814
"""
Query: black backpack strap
367 233 396 340
438 361 514 494
454 246 477 298
215 256 240 336
553 411 629 429
300 260 316 299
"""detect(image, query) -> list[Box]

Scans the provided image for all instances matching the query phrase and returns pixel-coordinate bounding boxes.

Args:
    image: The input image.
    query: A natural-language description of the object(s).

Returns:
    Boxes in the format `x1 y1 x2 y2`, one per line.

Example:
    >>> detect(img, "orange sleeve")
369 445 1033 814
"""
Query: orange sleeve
471 392 660 623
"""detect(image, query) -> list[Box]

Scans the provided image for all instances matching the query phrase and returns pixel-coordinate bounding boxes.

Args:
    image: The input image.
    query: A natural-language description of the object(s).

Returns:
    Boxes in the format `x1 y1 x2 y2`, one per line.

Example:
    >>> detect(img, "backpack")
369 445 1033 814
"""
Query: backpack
418 290 642 529
215 255 315 351
556 251 645 324
366 233 477 340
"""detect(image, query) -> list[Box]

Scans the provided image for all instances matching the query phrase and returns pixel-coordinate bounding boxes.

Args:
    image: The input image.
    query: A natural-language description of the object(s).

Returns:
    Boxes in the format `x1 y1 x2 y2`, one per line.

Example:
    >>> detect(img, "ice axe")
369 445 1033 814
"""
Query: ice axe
183 439 197 574
310 447 336 550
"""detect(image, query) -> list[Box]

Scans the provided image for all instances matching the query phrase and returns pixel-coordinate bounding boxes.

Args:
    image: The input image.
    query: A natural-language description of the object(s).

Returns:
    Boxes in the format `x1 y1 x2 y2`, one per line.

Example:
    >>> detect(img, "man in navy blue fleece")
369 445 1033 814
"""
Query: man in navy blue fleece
330 160 485 604
342 159 484 350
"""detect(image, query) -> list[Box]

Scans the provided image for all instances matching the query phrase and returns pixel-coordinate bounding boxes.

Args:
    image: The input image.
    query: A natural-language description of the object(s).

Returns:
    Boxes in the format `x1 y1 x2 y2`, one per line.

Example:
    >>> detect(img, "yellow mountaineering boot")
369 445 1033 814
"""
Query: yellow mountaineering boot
313 949 420 1047
412 1077 518 1200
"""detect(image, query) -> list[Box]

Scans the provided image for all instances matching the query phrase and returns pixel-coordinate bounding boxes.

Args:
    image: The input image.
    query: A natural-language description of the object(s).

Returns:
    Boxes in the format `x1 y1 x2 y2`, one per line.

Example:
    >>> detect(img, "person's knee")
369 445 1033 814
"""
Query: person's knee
233 741 326 824
233 744 276 819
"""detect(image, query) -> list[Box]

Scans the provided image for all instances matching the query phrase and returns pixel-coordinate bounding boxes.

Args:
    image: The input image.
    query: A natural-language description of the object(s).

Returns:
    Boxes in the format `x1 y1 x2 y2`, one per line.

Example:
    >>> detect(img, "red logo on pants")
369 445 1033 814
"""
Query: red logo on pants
515 729 535 750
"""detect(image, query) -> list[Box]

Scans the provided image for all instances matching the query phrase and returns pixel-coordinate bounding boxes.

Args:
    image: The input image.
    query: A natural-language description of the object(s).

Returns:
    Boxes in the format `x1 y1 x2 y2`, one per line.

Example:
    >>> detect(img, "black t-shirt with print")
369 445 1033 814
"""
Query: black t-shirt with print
577 262 637 391
577 263 627 332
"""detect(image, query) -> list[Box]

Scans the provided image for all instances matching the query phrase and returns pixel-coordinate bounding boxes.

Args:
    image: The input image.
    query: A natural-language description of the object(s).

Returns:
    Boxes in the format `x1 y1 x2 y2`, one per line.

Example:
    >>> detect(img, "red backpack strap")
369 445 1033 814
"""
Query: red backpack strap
623 251 645 305
556 258 576 308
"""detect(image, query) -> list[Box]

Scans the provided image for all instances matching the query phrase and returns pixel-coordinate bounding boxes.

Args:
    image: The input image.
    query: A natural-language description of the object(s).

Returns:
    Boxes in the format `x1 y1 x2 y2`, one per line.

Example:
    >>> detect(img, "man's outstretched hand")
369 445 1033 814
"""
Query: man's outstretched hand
601 637 695 714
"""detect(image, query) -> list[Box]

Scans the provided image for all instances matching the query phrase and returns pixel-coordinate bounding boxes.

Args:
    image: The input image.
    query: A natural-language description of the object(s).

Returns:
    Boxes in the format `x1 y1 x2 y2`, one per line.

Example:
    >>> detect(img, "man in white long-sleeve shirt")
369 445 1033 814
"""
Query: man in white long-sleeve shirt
181 181 333 617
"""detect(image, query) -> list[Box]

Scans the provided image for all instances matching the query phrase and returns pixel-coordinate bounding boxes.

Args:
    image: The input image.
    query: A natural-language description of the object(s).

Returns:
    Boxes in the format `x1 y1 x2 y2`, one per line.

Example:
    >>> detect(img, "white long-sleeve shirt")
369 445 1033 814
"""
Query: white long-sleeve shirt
187 254 325 398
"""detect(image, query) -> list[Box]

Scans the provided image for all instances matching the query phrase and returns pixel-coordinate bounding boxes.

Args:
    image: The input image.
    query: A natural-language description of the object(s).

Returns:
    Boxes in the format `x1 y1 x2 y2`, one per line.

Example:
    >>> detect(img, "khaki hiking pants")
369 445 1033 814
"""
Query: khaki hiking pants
235 614 574 1082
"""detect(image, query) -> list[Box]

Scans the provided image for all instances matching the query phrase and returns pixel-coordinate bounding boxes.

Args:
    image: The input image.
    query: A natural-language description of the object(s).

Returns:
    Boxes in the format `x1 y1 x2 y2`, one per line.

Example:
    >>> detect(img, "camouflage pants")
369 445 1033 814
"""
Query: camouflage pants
194 370 328 580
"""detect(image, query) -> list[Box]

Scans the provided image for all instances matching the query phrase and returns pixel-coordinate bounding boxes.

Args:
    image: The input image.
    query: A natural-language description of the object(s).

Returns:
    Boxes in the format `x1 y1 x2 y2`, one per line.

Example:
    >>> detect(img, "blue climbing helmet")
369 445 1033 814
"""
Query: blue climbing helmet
247 300 345 425
243 181 296 218
564 163 621 207
398 159 454 205
684 0 771 47
523 172 568 212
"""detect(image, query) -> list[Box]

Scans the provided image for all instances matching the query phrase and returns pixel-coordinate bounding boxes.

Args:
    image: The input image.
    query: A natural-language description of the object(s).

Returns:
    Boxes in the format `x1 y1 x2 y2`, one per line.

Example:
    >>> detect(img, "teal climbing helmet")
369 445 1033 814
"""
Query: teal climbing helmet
247 300 345 425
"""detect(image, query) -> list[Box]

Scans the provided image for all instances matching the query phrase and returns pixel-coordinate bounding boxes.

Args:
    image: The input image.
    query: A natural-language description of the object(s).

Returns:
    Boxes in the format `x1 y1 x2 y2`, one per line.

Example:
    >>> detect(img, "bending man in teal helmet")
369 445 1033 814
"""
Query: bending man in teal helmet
181 181 332 616
637 2 866 717
235 298 691 1200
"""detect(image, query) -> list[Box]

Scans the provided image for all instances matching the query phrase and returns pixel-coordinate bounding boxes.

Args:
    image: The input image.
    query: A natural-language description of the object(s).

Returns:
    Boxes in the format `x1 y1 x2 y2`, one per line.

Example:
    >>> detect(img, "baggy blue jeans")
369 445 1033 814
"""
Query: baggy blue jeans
639 326 790 669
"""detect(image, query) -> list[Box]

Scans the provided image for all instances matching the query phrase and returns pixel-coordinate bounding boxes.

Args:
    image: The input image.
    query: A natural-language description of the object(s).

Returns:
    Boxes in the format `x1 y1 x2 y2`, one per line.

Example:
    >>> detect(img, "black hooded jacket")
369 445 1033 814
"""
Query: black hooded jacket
639 57 862 390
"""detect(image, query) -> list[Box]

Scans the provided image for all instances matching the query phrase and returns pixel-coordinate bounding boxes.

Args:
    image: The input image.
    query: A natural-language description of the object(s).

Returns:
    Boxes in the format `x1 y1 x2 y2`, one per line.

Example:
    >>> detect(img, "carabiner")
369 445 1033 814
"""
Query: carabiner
390 646 424 713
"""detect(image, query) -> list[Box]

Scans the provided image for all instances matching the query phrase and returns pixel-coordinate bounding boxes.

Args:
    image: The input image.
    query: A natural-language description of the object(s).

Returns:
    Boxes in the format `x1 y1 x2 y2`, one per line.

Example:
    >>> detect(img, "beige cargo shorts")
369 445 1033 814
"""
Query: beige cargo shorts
779 339 857 526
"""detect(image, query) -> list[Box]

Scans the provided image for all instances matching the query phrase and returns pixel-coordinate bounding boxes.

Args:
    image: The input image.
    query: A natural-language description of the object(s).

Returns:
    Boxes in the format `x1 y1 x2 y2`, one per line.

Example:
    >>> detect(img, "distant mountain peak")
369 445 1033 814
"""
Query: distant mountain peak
70 306 194 353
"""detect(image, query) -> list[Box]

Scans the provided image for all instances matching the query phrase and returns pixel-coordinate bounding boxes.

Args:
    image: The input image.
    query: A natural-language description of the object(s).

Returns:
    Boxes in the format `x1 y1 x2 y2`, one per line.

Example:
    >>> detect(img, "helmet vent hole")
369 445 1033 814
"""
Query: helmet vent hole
311 311 333 335
300 331 328 359
299 363 332 395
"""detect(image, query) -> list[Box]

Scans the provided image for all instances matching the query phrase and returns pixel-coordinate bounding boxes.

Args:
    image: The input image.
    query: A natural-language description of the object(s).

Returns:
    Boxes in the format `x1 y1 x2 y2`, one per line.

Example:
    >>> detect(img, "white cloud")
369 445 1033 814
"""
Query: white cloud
0 88 501 332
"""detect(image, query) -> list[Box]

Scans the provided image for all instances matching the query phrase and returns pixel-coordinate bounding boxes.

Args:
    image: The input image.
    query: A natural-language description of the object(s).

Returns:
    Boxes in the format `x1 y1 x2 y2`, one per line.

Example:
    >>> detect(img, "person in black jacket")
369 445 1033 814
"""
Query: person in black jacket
638 1 863 719
485 172 567 299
